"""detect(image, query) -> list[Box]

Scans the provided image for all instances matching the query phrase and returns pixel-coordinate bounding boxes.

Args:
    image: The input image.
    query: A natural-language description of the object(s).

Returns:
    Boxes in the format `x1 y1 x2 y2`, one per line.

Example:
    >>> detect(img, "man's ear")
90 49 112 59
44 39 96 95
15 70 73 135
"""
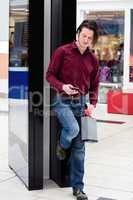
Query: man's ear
76 32 79 41
76 33 78 41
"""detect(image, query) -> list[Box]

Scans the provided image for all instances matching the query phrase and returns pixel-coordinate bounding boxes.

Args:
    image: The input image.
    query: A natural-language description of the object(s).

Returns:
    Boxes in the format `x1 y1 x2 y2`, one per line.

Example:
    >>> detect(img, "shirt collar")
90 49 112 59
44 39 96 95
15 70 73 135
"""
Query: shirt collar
71 41 90 55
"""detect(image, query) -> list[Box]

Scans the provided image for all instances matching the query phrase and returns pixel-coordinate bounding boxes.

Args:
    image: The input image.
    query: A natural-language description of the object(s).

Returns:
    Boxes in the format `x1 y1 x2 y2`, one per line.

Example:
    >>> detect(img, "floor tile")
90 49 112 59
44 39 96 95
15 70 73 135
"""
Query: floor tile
0 171 16 182
0 158 12 172
0 190 37 200
0 104 133 200
0 176 39 199
84 185 133 200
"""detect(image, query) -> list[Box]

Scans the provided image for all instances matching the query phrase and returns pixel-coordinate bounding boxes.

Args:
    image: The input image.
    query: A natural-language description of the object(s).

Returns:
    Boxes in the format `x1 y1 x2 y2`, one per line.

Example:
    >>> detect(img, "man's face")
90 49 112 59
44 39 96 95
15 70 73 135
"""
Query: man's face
77 27 94 49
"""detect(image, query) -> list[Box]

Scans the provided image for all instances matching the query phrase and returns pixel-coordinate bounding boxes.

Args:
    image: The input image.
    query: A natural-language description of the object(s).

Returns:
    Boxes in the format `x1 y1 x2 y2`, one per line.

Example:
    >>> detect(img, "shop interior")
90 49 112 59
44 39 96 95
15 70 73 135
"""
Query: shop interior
84 10 124 103
9 5 28 68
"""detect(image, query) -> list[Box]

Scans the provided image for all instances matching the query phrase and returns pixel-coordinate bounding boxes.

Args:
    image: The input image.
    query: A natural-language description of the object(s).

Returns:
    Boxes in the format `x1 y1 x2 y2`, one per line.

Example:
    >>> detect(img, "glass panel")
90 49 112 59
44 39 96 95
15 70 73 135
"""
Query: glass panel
129 9 133 82
9 0 28 68
83 10 124 103
9 0 29 187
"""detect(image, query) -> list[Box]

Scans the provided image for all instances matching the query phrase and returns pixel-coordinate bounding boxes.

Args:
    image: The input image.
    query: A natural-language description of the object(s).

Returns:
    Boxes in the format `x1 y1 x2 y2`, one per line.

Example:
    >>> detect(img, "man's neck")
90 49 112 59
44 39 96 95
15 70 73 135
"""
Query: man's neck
75 41 87 54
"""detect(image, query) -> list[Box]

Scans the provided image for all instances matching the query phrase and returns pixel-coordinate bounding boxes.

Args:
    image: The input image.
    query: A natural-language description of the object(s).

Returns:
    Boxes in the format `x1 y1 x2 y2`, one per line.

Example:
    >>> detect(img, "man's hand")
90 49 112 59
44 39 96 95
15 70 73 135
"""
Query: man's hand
62 84 79 95
84 104 95 117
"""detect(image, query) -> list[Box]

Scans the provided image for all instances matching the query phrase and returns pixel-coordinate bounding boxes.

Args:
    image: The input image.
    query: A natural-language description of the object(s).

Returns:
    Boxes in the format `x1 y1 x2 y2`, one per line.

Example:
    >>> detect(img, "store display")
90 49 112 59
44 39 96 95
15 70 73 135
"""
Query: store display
95 34 124 84
9 47 28 67
98 86 111 104
110 63 120 83
129 66 133 82
9 14 28 68
107 90 133 114
84 10 125 103
100 65 111 82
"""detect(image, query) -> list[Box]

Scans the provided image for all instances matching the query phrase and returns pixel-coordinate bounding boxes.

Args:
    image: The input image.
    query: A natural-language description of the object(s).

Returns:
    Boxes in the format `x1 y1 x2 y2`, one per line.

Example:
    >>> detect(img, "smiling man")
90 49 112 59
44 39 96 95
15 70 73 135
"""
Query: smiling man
46 20 100 200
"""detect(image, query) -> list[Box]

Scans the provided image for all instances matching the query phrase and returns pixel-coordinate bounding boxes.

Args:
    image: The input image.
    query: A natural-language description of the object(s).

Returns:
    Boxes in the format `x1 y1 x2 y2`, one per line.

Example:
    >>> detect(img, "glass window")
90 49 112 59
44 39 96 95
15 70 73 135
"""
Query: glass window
9 2 29 67
9 0 29 187
83 10 124 103
84 11 124 84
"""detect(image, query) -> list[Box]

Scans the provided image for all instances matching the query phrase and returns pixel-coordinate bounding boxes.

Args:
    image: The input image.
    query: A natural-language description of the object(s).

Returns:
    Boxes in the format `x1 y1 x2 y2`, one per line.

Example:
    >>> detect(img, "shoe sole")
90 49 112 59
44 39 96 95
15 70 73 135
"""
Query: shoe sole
77 197 88 200
73 193 88 200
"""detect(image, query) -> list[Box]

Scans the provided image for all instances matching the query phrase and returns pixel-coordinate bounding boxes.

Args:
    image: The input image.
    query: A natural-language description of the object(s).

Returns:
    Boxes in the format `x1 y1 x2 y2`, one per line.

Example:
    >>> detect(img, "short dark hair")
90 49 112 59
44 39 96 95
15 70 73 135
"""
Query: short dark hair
76 20 99 46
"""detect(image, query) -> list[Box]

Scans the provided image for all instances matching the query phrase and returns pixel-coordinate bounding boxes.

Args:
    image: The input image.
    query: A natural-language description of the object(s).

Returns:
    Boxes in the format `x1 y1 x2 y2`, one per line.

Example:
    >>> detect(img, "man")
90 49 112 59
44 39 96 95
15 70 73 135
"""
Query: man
46 20 99 200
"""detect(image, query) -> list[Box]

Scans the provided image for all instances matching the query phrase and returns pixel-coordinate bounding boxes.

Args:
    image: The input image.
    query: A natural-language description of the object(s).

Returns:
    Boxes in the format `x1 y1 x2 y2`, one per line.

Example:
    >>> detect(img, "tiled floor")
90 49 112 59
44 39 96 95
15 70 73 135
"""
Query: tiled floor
0 102 133 200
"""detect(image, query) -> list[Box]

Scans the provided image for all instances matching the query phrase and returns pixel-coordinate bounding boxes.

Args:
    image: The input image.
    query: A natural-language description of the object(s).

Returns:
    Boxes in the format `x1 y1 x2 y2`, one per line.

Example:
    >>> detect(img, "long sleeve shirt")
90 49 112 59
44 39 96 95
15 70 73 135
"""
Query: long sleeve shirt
46 41 100 106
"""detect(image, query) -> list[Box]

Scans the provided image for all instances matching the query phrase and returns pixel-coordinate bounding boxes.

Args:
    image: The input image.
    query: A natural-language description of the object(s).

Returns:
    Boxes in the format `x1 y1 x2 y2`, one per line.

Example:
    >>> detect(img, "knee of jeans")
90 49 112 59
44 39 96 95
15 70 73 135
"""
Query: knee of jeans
69 123 79 138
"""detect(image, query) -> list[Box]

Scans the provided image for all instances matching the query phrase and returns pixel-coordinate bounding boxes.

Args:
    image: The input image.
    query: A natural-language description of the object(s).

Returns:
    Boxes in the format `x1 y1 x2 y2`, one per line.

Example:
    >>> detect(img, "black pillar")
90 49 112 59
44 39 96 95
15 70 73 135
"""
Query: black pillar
50 0 76 187
28 0 44 190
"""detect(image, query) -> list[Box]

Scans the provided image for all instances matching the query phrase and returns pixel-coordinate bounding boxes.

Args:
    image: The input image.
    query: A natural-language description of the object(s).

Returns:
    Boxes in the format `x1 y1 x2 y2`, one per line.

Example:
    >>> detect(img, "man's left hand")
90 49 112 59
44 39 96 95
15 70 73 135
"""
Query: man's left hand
84 104 95 117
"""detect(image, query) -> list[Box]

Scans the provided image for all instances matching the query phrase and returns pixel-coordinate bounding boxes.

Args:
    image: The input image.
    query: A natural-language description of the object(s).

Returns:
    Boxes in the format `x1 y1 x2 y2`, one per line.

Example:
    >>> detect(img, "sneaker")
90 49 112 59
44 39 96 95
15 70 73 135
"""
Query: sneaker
73 188 88 200
56 141 66 160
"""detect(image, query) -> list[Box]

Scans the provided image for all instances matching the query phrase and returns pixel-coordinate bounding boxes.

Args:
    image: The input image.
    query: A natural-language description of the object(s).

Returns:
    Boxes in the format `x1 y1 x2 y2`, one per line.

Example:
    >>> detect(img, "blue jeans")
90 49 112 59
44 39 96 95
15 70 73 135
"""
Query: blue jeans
52 94 86 191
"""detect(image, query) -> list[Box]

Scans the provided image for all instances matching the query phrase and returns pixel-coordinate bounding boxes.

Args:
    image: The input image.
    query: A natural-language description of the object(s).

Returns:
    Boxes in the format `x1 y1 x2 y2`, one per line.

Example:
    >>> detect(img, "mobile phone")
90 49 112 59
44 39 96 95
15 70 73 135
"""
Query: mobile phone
71 86 79 91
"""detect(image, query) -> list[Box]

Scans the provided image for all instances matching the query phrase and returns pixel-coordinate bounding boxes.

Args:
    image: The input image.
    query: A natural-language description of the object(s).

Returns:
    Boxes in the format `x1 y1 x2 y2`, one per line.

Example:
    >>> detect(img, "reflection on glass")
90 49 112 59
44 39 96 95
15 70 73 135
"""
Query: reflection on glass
83 11 124 84
9 2 29 67
9 0 29 187
129 9 133 82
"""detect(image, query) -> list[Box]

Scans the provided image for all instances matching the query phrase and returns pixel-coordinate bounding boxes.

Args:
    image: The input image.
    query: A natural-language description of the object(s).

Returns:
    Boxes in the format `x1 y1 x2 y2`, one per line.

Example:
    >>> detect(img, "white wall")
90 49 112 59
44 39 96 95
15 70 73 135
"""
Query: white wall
0 0 9 41
0 0 9 95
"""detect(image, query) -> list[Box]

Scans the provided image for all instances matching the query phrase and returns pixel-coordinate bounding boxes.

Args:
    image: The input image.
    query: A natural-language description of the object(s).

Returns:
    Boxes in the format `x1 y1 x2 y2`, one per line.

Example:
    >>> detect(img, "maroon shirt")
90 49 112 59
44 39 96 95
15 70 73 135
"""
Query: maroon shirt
46 41 100 106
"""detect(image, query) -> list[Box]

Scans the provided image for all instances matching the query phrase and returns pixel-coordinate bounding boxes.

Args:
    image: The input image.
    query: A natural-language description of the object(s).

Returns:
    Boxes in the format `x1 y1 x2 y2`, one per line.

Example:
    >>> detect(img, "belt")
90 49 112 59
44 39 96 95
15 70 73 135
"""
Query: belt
61 95 81 103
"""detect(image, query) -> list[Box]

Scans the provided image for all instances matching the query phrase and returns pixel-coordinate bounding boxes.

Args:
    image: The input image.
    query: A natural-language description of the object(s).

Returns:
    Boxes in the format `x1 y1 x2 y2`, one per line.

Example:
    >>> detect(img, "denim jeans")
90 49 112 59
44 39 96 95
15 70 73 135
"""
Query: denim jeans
52 94 86 191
